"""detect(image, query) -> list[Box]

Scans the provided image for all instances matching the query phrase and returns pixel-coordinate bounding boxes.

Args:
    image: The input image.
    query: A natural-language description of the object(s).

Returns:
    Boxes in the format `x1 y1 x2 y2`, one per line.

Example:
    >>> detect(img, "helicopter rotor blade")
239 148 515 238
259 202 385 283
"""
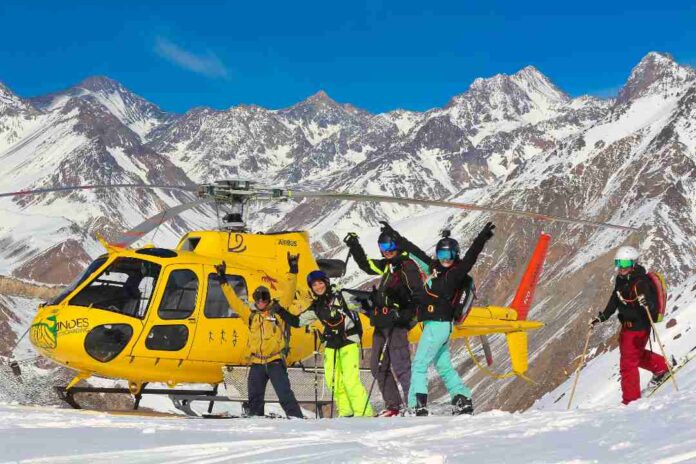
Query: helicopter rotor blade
111 198 211 248
287 191 640 232
0 183 197 199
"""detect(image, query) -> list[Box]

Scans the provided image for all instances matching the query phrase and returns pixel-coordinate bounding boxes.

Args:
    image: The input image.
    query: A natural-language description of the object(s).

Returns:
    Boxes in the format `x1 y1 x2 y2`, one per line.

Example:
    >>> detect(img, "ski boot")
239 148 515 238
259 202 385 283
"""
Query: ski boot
647 370 671 390
452 395 473 415
415 393 429 416
377 408 400 417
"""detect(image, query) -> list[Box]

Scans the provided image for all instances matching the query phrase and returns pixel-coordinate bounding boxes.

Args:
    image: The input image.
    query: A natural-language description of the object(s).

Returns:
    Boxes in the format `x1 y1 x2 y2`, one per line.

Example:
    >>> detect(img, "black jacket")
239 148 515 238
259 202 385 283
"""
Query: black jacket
399 232 488 322
276 291 362 349
348 241 425 329
598 264 658 332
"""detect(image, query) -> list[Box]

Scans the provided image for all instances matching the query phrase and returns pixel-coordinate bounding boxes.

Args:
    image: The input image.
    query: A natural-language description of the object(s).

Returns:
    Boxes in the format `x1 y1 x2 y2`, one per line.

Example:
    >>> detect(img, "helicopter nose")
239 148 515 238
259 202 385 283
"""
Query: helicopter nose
29 305 60 353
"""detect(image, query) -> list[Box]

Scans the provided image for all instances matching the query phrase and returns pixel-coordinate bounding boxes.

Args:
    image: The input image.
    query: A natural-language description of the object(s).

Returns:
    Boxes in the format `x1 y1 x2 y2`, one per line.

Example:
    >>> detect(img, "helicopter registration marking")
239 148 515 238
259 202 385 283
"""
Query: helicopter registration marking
277 239 297 247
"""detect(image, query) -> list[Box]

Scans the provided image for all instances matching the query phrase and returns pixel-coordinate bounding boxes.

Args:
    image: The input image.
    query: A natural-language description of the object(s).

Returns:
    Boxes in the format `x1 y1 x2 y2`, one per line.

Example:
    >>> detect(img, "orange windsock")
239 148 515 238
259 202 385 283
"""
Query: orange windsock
510 233 551 321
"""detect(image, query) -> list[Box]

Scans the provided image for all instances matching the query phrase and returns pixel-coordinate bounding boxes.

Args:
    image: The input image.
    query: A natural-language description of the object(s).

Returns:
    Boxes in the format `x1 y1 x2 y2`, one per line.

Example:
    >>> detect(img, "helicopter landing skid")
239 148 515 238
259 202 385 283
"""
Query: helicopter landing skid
54 385 220 416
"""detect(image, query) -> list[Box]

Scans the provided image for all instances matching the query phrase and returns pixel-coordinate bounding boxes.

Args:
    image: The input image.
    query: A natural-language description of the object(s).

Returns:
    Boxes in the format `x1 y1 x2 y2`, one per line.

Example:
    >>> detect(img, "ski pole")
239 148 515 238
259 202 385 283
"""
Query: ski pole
567 324 592 410
313 330 319 419
329 347 338 418
640 301 678 392
362 327 394 416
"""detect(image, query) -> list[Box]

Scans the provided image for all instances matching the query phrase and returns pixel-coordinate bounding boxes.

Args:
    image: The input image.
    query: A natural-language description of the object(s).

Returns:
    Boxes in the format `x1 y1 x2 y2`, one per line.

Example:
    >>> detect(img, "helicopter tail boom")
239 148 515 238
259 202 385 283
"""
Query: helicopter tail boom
510 233 551 321
505 233 551 375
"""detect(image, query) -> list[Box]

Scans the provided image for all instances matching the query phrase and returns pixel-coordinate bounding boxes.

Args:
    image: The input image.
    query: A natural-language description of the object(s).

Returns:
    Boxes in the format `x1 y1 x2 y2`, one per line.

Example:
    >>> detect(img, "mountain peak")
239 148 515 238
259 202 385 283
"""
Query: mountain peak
76 75 122 93
617 51 695 103
305 90 336 105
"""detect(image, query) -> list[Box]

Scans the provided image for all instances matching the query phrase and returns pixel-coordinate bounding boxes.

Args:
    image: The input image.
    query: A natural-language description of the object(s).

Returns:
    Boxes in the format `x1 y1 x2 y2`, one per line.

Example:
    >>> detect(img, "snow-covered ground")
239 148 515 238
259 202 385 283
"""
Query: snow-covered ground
1 375 695 464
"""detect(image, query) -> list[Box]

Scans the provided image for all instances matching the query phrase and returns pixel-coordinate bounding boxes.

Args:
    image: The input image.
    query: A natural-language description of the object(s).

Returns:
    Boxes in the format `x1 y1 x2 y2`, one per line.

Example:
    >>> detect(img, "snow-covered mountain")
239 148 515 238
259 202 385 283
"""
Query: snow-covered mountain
1 51 695 414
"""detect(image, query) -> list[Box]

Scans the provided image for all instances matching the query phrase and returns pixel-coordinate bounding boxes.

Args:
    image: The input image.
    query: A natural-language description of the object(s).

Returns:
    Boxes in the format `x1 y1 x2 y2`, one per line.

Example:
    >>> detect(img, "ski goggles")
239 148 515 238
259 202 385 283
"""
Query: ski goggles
437 249 457 261
378 241 398 253
614 259 635 269
252 288 271 302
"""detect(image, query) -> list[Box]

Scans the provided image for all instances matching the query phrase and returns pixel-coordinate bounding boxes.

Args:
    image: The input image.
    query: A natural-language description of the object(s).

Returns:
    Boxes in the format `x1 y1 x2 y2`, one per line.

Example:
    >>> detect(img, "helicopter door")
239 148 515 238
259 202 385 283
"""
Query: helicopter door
130 264 203 360
188 266 250 363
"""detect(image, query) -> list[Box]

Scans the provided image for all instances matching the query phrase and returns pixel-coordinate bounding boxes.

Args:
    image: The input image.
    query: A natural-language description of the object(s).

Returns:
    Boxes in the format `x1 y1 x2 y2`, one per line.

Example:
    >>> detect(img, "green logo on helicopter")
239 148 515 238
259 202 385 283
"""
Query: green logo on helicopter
30 315 58 350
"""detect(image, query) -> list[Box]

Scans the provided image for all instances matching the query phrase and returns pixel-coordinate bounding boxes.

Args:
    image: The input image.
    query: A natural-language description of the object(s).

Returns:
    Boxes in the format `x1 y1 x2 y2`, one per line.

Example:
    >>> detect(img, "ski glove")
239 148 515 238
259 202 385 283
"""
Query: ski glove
287 252 300 274
343 232 360 248
215 262 227 282
478 222 496 241
637 294 647 307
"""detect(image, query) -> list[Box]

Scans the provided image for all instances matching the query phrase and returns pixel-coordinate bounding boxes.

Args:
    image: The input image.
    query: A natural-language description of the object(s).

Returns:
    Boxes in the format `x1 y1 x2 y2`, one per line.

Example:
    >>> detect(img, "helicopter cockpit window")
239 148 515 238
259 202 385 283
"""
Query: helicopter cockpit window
204 274 246 318
158 270 199 320
69 258 162 319
48 255 108 306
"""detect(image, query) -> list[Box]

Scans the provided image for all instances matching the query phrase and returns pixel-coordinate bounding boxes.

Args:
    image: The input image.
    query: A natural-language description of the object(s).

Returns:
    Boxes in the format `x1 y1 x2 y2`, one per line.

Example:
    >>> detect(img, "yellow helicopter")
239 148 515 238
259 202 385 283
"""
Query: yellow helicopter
2 180 638 414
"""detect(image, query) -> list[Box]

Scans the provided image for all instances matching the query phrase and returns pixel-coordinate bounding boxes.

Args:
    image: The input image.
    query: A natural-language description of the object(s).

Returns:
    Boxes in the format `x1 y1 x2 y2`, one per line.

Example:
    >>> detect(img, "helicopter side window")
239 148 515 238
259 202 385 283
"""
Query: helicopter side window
158 270 199 320
69 258 162 318
204 274 246 318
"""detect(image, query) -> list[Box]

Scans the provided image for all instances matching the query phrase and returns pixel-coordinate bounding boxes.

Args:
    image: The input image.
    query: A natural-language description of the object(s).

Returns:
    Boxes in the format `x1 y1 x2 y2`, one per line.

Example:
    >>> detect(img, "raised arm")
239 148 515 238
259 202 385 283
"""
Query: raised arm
344 233 387 275
277 253 299 309
453 222 495 278
215 262 253 321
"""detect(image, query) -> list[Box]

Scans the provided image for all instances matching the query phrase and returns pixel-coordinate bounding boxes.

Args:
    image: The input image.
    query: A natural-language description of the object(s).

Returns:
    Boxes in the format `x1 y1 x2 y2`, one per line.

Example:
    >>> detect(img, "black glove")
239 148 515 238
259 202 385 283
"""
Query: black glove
479 222 496 240
287 252 300 274
343 232 360 248
590 317 601 327
215 262 227 282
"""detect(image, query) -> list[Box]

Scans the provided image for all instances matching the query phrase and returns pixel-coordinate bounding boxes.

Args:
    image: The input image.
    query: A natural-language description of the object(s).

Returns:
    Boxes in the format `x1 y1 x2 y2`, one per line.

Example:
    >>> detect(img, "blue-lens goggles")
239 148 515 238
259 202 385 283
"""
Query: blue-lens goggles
378 241 398 253
614 259 635 269
437 249 456 261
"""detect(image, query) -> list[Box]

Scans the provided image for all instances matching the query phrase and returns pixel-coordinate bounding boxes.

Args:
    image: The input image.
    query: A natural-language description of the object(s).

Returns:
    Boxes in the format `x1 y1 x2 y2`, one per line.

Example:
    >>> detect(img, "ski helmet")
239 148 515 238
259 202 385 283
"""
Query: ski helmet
614 246 639 269
307 270 330 288
377 230 399 253
252 285 271 303
436 230 459 261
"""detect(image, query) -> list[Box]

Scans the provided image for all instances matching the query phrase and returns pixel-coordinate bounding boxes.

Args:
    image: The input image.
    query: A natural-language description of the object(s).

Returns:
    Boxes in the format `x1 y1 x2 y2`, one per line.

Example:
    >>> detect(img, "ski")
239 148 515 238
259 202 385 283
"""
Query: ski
645 354 694 398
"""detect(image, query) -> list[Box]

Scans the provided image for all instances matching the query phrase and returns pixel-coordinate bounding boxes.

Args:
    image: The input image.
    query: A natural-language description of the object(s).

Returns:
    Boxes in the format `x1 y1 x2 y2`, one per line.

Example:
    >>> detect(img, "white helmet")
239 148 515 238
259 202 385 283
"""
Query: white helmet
614 246 639 269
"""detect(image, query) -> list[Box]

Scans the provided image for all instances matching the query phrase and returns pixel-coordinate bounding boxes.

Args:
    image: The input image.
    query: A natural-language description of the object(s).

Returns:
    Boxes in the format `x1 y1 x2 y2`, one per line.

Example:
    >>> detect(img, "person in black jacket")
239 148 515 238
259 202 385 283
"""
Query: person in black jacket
343 224 425 417
392 222 494 416
591 246 669 404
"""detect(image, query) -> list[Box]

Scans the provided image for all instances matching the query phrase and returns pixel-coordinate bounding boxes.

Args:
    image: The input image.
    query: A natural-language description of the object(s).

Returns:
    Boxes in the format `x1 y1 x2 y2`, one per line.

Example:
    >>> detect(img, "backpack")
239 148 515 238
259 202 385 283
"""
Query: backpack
645 271 668 323
338 292 363 339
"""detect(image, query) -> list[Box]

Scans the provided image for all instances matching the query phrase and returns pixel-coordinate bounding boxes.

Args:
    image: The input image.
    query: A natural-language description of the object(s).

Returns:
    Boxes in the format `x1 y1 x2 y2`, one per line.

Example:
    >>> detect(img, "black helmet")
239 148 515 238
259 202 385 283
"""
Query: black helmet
307 270 329 287
435 230 459 261
252 286 271 303
377 230 399 254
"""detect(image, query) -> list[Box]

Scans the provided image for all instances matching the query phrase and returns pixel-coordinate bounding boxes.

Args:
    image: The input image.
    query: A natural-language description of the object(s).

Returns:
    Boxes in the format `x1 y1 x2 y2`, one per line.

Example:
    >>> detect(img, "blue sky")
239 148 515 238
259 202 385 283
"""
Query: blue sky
0 1 694 113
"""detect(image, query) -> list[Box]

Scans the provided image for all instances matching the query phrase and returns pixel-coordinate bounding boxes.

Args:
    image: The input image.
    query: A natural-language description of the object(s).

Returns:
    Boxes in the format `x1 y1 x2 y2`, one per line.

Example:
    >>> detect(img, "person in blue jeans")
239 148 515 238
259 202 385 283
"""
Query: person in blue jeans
383 222 495 415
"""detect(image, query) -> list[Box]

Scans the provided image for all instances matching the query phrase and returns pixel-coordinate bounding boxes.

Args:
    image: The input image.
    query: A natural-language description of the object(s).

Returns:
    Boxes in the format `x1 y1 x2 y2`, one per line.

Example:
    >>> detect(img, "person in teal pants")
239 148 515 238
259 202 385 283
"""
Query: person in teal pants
381 222 495 415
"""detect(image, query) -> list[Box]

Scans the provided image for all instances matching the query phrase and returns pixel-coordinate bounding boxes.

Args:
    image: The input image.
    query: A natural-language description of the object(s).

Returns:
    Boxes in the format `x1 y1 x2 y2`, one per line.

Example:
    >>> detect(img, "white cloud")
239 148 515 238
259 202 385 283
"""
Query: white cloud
154 37 229 79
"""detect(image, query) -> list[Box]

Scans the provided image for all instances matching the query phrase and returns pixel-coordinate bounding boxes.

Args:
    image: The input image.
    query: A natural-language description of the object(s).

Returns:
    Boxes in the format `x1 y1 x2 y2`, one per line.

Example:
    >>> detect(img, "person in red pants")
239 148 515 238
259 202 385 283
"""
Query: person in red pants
591 246 669 404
